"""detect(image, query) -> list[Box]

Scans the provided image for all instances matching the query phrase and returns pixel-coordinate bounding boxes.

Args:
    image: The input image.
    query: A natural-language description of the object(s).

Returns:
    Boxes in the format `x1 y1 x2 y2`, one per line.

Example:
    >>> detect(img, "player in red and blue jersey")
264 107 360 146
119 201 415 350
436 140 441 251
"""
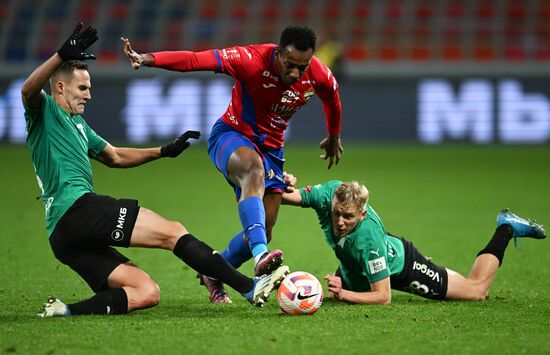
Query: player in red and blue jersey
122 26 343 303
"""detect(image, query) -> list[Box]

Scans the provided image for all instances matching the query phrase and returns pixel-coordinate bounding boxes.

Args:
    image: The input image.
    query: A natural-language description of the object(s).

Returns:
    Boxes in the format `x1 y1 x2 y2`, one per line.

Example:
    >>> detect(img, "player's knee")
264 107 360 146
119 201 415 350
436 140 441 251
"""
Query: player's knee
233 158 264 184
172 221 188 236
159 221 188 250
475 289 489 301
469 286 489 301
135 280 161 309
235 150 263 172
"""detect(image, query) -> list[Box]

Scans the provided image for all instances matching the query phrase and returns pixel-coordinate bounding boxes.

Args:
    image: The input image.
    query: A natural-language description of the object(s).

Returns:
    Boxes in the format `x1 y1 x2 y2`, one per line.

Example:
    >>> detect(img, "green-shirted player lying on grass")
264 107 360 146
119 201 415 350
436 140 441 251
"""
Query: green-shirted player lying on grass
281 176 546 304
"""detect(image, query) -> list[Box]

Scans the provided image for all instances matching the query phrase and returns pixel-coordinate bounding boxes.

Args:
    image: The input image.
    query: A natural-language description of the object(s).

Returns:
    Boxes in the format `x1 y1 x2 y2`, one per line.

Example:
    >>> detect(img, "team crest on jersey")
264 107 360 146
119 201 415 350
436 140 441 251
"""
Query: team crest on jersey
267 169 275 179
304 88 315 102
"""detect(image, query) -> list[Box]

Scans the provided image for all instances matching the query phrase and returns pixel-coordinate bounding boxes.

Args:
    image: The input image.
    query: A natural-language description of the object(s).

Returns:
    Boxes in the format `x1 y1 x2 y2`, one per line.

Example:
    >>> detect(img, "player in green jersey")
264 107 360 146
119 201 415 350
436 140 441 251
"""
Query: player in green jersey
23 23 289 317
282 177 546 304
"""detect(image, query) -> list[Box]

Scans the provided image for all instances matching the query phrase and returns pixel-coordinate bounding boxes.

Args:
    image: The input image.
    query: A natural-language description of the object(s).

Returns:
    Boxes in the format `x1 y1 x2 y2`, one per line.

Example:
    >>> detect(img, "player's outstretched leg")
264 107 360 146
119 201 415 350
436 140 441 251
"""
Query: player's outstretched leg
197 274 232 304
497 209 546 244
37 296 70 317
242 265 290 307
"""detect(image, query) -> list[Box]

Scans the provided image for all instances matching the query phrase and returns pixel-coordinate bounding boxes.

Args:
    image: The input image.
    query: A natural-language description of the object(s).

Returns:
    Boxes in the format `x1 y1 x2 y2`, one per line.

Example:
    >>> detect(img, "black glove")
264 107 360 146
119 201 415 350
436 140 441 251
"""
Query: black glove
160 131 201 158
57 22 98 61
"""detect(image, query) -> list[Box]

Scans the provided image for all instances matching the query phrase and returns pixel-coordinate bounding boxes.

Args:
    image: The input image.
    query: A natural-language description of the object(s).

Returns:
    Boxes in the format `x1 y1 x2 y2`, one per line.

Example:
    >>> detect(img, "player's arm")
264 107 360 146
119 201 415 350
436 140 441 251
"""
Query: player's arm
281 172 303 205
22 23 97 109
281 189 302 206
318 76 344 169
95 131 200 168
21 54 62 109
121 37 219 72
325 275 391 304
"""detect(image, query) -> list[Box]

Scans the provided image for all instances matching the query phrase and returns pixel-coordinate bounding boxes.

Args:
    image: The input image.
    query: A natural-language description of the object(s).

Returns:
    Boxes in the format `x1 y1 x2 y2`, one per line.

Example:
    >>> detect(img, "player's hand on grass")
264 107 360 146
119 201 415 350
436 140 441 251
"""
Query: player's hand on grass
325 274 343 300
282 172 297 192
121 37 153 69
160 131 201 158
57 22 98 61
320 135 343 169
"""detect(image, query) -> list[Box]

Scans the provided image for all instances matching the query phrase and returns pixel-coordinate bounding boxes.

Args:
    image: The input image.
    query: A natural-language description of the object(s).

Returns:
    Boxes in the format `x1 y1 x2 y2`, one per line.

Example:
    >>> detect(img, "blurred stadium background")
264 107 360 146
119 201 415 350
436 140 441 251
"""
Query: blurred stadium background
1 4 549 352
0 0 549 145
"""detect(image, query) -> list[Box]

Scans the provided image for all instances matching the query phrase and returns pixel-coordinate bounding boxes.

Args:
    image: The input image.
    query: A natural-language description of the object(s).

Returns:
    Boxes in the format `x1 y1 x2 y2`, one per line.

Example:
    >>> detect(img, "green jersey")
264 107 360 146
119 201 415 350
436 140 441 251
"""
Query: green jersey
300 180 405 292
24 93 107 237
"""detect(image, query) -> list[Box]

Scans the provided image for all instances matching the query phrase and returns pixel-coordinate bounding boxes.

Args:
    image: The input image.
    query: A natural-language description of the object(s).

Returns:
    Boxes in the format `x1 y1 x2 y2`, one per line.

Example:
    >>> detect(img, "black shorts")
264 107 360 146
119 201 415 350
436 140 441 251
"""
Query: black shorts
390 236 448 300
49 193 140 293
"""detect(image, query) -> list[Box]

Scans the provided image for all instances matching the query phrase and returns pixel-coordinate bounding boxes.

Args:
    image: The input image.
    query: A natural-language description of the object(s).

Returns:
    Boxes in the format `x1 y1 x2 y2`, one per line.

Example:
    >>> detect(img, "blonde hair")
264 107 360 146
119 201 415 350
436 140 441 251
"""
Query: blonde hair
333 181 369 211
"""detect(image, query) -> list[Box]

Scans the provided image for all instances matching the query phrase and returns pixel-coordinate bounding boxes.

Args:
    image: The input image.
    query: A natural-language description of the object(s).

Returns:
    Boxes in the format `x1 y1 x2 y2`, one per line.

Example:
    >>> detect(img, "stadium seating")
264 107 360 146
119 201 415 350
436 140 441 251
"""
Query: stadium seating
0 0 548 66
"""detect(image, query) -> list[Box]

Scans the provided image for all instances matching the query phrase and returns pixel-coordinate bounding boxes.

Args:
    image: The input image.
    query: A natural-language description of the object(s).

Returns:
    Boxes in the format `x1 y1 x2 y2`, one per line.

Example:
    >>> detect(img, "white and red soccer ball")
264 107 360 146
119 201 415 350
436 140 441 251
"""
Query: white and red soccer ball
277 271 323 315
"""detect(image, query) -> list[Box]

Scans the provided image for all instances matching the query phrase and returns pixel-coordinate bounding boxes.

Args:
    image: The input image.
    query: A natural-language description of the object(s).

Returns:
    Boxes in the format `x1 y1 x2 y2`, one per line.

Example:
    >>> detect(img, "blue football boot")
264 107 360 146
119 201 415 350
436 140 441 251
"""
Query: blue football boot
497 209 546 246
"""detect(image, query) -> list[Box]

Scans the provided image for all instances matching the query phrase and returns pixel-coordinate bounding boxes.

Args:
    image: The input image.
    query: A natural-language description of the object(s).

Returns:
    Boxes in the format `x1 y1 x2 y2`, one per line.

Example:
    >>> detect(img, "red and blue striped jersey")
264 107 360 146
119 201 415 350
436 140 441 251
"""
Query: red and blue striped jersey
151 43 342 149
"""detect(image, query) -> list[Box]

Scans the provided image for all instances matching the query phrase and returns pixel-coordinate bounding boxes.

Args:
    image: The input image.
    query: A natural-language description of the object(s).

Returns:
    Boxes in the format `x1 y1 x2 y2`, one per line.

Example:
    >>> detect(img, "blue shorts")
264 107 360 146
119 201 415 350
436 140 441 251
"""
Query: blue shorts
208 119 287 199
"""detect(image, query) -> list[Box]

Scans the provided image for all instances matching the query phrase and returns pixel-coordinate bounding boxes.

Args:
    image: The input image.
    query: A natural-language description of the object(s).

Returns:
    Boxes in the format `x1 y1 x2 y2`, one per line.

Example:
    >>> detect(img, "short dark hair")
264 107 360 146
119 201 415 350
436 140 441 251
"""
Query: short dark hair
279 26 316 52
50 60 88 87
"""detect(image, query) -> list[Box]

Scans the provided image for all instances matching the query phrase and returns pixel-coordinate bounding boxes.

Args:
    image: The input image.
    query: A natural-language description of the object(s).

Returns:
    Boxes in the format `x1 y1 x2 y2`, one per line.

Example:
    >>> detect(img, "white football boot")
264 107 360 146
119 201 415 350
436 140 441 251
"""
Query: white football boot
37 296 69 317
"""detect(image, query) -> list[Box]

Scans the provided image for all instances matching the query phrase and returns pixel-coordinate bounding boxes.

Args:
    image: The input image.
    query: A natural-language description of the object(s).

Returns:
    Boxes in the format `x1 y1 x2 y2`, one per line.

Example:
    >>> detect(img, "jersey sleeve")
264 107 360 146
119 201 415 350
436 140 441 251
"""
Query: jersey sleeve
311 58 342 136
151 45 255 81
300 180 342 211
151 50 220 72
84 124 107 158
23 91 46 124
23 92 59 125
212 45 256 80
357 229 391 284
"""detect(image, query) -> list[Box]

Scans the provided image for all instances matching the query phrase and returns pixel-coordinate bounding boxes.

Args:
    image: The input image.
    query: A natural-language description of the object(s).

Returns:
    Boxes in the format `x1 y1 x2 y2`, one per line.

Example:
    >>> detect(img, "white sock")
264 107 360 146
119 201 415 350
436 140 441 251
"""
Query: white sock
253 251 267 266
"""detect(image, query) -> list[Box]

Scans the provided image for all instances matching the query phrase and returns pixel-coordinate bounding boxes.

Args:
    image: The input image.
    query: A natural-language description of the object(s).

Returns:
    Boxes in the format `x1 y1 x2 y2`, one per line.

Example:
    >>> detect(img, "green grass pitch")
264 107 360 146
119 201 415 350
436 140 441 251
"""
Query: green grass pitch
1 144 549 354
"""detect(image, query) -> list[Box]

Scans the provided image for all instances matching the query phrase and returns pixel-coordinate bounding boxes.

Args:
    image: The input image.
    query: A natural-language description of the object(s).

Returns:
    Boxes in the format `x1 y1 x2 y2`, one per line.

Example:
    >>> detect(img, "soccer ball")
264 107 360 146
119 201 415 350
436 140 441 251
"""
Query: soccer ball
277 271 323 315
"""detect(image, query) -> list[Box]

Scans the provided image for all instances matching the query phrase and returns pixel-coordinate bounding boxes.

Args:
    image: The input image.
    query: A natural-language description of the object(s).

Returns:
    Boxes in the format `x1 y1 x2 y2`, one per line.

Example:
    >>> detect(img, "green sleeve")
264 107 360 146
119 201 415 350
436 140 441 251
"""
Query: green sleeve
23 93 57 129
84 123 108 158
356 226 391 284
300 180 342 211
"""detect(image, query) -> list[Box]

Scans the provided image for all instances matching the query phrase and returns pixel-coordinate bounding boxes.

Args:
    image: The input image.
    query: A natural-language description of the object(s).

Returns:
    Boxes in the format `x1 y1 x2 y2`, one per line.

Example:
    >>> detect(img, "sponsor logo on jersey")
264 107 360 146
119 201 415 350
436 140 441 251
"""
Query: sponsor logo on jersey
281 90 299 104
226 113 239 125
262 70 279 81
388 244 397 257
44 196 54 216
111 229 124 242
368 256 387 274
269 115 289 129
271 104 300 120
263 83 276 89
116 207 127 229
412 261 440 282
221 48 240 60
